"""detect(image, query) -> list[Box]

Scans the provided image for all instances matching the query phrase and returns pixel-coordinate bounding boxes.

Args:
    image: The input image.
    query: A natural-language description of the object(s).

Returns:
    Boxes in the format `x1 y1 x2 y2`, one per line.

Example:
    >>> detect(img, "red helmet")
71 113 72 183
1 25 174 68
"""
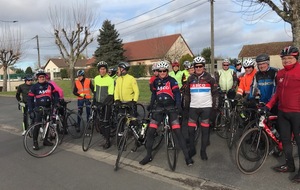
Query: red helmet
172 61 180 67
280 46 299 58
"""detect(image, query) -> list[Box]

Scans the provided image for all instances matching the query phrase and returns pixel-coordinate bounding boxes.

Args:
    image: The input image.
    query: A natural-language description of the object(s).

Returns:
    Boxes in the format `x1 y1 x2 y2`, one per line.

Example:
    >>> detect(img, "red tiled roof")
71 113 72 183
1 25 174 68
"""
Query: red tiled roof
239 41 293 58
123 34 182 61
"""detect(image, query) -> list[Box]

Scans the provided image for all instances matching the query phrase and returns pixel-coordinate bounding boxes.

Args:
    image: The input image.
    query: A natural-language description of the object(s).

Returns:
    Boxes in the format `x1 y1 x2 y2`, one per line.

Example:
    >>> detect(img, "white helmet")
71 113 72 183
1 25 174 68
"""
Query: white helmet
157 60 170 70
243 58 255 67
193 56 206 65
222 59 230 64
183 61 191 69
151 62 159 71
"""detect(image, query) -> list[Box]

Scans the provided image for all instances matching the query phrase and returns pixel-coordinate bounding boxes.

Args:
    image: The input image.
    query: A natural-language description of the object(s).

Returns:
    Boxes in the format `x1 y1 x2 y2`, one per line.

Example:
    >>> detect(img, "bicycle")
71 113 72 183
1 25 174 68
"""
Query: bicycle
23 106 63 158
235 110 283 174
114 104 163 171
214 91 233 139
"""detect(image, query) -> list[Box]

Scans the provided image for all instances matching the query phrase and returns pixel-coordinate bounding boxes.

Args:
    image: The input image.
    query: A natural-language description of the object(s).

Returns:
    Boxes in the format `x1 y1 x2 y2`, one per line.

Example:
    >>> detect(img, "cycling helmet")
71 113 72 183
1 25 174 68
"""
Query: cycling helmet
256 53 270 63
243 58 255 68
118 61 130 71
172 61 180 67
280 46 299 59
97 61 108 70
151 62 159 71
222 59 230 64
193 56 206 65
77 70 85 76
183 61 191 69
24 75 33 81
35 69 46 77
157 60 170 70
108 67 117 76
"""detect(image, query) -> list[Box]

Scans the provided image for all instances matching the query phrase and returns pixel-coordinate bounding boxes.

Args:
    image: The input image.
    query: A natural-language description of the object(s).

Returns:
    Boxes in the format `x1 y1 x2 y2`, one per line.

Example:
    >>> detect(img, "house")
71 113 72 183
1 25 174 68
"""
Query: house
44 58 88 79
123 33 194 69
238 41 292 69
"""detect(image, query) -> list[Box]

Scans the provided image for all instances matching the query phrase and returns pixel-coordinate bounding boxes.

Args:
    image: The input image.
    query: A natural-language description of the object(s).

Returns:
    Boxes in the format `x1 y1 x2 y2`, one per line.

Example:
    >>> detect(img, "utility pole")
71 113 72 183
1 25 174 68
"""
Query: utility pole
210 0 215 74
35 35 41 69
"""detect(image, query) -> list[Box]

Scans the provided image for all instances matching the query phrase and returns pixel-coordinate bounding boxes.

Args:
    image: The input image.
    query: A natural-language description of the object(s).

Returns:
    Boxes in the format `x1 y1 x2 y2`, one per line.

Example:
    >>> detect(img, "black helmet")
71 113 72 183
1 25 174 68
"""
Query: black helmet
24 75 33 81
118 62 130 71
97 61 108 70
77 70 85 76
280 46 299 59
256 54 270 63
108 67 117 76
35 69 46 77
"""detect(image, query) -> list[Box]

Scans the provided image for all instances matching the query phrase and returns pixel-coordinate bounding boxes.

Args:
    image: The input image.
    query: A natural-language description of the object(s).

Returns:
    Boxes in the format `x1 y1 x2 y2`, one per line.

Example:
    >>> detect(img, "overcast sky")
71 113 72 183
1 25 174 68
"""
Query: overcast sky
0 0 292 69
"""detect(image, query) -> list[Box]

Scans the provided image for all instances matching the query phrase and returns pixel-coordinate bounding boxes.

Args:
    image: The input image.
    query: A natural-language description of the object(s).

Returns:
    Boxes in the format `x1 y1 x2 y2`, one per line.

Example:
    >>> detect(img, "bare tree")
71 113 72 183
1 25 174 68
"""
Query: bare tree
0 24 22 92
233 0 300 48
48 1 99 88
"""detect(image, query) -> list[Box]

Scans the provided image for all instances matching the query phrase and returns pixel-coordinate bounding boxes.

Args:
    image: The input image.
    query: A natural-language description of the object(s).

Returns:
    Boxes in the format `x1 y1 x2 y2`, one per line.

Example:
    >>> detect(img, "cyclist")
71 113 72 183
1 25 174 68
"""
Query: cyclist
265 46 300 183
93 61 115 149
28 69 59 150
249 54 277 108
214 59 238 93
149 62 159 93
45 74 64 100
16 75 33 135
183 60 192 80
233 59 245 79
140 60 194 166
73 70 94 123
169 61 185 89
184 56 219 160
235 59 257 101
108 67 118 81
114 62 139 116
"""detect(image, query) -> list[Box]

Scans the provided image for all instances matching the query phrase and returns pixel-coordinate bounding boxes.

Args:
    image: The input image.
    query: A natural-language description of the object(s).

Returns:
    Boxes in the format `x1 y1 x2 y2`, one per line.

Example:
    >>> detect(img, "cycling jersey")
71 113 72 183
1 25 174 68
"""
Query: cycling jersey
16 83 32 103
267 62 300 112
114 74 139 102
237 69 257 96
249 67 277 103
184 72 219 109
28 82 58 112
94 74 114 104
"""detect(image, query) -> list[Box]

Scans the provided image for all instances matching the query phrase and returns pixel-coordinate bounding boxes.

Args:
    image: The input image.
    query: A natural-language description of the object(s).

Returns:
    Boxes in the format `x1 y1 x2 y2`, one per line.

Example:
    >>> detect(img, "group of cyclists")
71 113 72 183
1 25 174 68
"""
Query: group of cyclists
15 45 300 182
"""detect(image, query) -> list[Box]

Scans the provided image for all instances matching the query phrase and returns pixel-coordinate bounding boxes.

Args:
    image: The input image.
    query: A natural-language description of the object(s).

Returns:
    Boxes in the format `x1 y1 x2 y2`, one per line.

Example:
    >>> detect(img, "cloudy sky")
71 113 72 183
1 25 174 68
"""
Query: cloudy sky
0 0 292 69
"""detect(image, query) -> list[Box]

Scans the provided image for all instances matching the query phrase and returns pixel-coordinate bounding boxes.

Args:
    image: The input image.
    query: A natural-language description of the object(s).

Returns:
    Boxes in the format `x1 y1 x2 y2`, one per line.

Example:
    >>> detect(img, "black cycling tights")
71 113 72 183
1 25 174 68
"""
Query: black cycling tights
278 111 300 169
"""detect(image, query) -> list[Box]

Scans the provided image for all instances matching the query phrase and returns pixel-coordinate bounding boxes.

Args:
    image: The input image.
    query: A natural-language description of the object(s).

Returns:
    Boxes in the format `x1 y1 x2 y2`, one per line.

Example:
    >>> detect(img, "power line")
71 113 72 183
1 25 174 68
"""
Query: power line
115 0 176 25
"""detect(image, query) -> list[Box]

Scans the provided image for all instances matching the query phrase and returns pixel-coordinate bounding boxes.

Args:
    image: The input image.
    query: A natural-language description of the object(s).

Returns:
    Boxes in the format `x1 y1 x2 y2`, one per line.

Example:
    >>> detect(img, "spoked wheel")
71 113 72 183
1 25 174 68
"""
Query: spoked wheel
136 103 146 120
166 128 177 171
227 113 237 149
66 111 84 139
236 128 269 174
23 123 59 158
82 119 95 152
115 116 127 146
114 127 129 171
214 112 229 139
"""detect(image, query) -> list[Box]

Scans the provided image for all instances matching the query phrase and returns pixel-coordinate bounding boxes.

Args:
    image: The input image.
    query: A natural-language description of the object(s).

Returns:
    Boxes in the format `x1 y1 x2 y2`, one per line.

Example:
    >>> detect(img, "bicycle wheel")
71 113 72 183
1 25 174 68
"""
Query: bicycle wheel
66 111 84 138
236 128 269 174
242 120 257 134
215 112 229 139
114 126 129 171
227 113 237 149
166 128 177 171
115 116 127 145
82 119 95 152
23 122 59 158
136 103 146 120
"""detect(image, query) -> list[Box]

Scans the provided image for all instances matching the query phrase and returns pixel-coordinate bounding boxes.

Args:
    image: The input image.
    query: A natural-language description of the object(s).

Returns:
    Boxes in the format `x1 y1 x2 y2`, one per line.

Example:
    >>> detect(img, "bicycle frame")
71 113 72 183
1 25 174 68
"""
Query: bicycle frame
261 115 282 151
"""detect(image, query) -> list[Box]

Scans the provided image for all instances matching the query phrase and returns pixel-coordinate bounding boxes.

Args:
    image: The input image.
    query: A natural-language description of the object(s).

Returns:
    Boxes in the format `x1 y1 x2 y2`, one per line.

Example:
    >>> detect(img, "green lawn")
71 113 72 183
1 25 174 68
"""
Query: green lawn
0 79 151 104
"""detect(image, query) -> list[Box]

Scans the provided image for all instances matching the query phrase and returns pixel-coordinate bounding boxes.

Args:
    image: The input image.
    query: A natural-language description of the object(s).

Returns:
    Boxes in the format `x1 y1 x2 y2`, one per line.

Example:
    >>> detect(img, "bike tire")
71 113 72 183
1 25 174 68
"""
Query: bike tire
166 128 177 171
115 116 127 146
114 126 129 171
23 122 59 158
82 119 95 152
227 113 237 149
236 127 269 174
136 103 146 120
215 112 229 139
66 111 84 139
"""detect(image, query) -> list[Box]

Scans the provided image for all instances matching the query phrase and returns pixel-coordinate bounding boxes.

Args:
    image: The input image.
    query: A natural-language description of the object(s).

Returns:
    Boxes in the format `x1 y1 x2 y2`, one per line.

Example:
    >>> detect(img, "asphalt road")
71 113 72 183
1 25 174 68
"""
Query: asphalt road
1 96 300 190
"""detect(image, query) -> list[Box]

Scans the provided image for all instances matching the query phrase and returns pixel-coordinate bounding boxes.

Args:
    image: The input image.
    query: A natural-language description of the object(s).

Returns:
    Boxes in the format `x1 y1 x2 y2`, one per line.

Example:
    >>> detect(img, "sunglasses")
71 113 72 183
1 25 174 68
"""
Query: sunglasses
194 65 204 68
158 70 167 73
38 76 45 78
244 67 252 69
223 64 229 66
